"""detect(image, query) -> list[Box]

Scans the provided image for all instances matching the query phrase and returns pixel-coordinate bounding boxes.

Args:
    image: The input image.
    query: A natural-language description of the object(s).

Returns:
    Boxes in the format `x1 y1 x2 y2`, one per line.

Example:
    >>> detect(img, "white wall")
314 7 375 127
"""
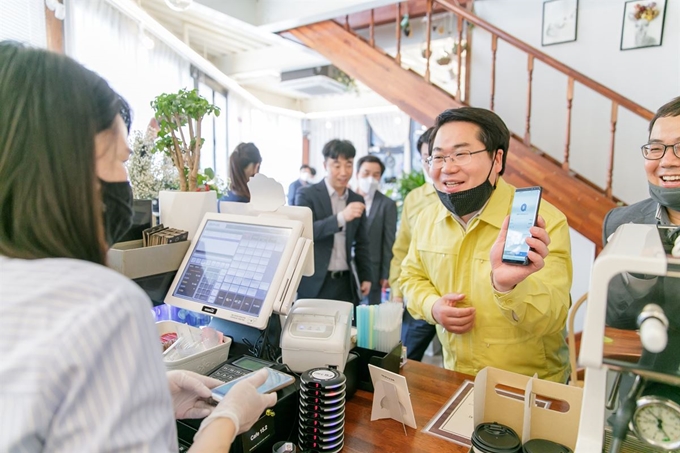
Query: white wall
569 228 595 333
195 0 257 24
1 0 46 47
471 0 679 205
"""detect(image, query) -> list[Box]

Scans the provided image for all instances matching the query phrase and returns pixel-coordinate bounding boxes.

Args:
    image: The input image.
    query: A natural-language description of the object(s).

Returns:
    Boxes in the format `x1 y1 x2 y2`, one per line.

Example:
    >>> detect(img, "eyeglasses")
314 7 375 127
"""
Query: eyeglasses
427 149 487 168
641 142 680 160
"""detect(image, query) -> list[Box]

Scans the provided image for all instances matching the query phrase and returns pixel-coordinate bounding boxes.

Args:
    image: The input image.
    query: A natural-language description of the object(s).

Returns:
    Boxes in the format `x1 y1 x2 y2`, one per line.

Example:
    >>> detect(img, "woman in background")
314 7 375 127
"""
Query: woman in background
0 42 274 452
221 142 262 203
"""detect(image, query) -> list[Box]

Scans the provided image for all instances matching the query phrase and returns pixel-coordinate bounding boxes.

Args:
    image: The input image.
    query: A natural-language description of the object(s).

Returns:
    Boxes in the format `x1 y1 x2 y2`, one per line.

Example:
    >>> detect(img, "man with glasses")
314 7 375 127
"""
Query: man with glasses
400 107 572 382
604 97 680 331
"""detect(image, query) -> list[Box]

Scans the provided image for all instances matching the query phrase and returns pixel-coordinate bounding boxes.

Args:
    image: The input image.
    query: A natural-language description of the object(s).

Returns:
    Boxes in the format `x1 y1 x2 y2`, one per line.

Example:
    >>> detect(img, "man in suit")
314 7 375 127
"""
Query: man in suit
354 155 397 305
604 96 680 336
287 165 315 206
602 97 680 417
295 139 372 304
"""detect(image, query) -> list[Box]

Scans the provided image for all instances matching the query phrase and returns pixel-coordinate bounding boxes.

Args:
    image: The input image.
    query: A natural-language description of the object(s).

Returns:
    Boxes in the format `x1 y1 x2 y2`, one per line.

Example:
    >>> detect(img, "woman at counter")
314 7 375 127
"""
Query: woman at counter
221 142 262 203
0 41 274 452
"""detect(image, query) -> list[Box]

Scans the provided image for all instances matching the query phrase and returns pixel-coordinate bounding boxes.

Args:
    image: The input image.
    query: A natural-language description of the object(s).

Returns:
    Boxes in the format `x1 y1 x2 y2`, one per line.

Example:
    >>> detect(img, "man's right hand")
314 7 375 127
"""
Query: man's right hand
431 293 476 334
342 201 365 222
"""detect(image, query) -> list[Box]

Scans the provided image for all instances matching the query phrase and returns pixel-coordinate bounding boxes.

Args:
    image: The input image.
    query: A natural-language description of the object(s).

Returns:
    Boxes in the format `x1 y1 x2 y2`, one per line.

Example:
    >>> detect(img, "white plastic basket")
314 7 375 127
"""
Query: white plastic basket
156 321 231 375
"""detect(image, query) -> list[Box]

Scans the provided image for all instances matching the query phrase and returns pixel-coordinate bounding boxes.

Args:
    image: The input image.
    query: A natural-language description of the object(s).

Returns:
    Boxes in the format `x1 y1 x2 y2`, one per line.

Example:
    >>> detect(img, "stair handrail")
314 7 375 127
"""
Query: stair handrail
436 0 653 120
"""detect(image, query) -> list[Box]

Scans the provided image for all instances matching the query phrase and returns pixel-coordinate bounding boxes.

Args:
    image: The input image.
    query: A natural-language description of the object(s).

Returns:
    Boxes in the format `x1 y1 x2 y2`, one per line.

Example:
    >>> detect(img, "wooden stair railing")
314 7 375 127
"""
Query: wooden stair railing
288 20 615 250
337 0 654 202
436 0 654 200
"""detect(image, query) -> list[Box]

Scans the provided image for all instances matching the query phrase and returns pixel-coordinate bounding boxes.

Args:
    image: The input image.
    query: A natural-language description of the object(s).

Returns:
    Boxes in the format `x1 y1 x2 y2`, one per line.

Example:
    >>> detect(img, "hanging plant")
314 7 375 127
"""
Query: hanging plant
332 69 359 94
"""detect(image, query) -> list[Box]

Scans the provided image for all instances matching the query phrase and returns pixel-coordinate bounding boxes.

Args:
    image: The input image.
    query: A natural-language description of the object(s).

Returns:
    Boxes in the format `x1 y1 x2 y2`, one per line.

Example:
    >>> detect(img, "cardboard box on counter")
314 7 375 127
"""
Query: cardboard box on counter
470 367 582 452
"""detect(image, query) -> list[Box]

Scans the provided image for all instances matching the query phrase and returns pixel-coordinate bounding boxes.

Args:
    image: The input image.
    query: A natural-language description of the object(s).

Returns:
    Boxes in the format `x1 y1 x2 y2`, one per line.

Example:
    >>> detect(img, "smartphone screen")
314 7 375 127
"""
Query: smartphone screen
502 186 543 265
211 368 295 401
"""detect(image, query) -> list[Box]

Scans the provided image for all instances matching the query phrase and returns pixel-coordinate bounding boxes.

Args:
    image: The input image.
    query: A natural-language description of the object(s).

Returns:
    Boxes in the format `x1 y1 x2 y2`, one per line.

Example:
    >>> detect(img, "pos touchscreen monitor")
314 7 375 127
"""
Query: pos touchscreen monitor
164 213 304 330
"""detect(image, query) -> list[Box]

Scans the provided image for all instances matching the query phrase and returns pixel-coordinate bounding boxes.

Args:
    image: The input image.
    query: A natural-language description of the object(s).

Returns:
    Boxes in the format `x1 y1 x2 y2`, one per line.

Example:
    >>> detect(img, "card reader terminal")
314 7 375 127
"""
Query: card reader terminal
209 355 276 383
178 355 300 453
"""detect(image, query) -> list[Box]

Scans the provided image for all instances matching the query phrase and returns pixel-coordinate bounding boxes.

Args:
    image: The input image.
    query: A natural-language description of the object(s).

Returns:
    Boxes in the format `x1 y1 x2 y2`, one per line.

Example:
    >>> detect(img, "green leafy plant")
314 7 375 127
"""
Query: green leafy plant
394 170 426 219
332 69 359 94
396 170 426 201
196 167 229 199
150 88 220 192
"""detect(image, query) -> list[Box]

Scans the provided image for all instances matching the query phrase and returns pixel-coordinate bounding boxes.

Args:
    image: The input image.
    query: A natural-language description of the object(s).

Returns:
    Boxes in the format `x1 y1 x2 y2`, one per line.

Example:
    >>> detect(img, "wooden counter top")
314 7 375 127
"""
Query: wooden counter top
343 360 472 453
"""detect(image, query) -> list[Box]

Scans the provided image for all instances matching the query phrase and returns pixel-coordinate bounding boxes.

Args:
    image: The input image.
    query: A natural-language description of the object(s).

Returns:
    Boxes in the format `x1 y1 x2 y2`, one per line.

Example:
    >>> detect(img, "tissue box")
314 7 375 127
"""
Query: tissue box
156 321 231 375
107 239 190 280
470 367 582 452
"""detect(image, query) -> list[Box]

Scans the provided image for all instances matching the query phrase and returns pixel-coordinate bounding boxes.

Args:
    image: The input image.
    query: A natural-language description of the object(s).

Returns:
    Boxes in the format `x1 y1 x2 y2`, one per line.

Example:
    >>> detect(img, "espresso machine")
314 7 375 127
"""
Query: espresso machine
576 224 680 453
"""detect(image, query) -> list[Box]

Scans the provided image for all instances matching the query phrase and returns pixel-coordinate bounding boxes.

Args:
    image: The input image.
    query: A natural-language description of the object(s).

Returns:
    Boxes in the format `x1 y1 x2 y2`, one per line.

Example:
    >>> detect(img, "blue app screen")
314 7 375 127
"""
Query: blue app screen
502 189 541 262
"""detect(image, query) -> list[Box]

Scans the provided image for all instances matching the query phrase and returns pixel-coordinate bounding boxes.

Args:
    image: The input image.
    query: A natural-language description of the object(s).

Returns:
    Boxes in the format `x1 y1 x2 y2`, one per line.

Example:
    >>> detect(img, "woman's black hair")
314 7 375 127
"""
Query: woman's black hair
229 142 262 201
0 41 123 264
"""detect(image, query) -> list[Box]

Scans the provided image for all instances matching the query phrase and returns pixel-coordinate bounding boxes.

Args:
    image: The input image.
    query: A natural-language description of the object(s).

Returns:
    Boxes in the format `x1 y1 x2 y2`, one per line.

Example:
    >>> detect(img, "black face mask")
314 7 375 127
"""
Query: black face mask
435 152 498 218
649 182 680 212
100 180 134 246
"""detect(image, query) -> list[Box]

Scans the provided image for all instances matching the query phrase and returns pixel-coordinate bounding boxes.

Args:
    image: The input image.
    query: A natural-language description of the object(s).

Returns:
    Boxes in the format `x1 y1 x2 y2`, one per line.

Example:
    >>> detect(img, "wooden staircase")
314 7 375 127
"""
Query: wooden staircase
289 20 616 250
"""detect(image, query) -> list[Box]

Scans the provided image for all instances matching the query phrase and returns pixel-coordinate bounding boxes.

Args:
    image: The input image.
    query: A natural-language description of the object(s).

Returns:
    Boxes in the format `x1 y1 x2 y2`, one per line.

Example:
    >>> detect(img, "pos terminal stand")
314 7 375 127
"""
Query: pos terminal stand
576 224 680 453
166 175 315 452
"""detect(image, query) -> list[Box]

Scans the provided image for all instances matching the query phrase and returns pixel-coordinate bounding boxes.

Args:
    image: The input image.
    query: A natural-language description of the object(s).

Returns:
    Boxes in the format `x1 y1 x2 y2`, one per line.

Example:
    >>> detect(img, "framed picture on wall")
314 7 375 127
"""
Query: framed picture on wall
620 0 667 50
541 0 578 46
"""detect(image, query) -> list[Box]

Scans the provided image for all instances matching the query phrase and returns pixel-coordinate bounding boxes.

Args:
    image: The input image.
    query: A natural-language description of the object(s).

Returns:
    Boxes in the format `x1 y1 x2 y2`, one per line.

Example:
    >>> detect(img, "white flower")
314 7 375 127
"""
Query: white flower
126 131 180 199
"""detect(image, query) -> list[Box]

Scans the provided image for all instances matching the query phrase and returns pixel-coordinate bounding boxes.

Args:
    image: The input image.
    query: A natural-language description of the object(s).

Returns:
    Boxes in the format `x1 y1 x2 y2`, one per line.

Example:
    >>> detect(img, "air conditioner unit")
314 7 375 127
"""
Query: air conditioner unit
280 66 348 96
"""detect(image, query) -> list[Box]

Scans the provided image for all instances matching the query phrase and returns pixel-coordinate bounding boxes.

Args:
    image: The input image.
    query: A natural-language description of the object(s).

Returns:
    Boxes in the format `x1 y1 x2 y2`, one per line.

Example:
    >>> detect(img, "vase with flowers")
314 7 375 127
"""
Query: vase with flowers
629 2 660 47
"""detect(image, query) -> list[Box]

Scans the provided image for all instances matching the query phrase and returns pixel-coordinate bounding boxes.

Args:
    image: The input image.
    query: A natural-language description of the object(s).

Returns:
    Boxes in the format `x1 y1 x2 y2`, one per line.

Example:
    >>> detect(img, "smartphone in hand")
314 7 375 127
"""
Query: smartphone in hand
211 368 295 402
501 186 543 266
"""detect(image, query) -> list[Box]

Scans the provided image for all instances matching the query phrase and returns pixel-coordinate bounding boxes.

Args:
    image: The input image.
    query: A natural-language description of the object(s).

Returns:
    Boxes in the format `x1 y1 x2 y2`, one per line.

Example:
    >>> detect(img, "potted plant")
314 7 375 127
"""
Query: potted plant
150 88 222 237
394 170 426 219
151 88 220 191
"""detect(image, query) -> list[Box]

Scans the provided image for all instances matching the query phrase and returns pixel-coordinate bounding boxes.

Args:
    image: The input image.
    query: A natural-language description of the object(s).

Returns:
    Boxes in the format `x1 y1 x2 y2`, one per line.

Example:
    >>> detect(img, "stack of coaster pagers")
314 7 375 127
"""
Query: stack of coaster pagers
298 368 346 453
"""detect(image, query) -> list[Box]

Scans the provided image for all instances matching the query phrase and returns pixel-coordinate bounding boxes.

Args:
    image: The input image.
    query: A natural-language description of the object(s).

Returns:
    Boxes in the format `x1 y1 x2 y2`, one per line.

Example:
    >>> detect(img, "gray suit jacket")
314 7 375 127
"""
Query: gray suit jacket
604 199 680 376
603 198 680 330
294 181 372 301
365 191 397 285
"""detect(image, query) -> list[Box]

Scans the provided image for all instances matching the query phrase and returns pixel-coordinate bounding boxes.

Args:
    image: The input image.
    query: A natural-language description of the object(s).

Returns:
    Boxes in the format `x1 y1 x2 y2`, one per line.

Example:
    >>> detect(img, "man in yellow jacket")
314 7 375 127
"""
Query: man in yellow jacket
399 107 571 383
389 127 439 361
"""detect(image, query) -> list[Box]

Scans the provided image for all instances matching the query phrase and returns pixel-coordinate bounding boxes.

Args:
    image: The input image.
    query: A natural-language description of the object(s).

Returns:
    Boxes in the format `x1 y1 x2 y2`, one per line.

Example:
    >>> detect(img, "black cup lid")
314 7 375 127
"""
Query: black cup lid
471 423 522 453
522 439 573 453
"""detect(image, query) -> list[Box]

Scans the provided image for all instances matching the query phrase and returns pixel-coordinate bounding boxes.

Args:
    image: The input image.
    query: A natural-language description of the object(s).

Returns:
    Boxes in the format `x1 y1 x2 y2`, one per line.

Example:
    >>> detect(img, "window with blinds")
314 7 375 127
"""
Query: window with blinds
0 0 47 47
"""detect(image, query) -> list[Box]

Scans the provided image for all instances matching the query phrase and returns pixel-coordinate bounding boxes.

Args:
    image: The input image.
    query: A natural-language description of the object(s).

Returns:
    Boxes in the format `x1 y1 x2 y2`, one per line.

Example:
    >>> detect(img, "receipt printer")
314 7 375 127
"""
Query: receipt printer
281 299 353 373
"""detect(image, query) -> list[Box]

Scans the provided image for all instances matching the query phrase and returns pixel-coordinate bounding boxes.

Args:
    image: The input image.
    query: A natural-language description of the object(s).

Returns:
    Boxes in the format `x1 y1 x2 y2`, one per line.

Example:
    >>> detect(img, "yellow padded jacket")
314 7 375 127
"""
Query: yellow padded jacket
399 178 572 382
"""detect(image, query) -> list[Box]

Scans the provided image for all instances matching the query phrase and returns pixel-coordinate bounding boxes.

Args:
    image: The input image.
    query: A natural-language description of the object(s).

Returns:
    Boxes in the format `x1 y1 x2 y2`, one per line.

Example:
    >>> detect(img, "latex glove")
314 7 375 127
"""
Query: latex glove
167 370 223 419
195 368 278 443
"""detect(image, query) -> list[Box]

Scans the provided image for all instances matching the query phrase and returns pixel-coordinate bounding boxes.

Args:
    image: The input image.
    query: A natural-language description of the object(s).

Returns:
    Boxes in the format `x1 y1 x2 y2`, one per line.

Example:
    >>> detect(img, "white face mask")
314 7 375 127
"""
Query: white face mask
300 171 311 183
423 171 433 185
358 176 380 197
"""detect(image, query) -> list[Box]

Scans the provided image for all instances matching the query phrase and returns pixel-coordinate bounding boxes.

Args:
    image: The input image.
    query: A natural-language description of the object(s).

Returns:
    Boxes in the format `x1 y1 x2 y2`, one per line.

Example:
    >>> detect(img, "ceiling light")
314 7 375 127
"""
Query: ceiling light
164 0 193 12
